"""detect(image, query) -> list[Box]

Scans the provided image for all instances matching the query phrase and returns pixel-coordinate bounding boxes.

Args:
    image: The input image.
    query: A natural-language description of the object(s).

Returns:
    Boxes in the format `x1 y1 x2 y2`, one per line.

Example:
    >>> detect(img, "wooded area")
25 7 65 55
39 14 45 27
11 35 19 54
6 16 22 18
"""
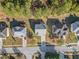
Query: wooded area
0 0 79 18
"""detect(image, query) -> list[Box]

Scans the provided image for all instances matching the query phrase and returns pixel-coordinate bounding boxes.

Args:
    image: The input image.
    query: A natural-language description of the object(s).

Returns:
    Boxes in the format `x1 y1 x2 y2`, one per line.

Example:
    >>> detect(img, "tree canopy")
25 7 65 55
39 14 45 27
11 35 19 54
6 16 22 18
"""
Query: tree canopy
0 0 79 18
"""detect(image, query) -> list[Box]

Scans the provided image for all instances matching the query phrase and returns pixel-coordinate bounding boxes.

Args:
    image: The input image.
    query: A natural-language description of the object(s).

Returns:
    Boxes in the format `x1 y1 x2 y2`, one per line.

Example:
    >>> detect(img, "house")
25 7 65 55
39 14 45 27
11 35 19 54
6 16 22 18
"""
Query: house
47 19 68 39
0 22 9 49
52 21 68 39
29 19 46 44
10 20 26 38
10 19 27 47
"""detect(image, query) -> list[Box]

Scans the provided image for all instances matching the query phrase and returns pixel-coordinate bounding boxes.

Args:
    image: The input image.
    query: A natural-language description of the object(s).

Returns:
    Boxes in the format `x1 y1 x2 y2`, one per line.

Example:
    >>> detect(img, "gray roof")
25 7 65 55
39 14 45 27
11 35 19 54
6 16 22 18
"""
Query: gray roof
0 29 7 38
35 24 46 29
71 21 79 32
13 26 24 31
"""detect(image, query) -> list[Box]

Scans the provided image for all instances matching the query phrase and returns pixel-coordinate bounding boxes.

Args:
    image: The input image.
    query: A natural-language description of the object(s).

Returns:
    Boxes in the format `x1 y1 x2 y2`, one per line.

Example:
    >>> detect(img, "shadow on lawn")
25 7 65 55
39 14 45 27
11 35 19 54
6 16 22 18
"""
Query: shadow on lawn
38 42 60 59
39 42 57 53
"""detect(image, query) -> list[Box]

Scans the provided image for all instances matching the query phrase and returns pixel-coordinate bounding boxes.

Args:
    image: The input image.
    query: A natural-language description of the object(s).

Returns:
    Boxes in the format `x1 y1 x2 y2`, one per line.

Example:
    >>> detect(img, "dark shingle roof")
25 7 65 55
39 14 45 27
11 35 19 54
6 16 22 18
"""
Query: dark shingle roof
10 20 25 28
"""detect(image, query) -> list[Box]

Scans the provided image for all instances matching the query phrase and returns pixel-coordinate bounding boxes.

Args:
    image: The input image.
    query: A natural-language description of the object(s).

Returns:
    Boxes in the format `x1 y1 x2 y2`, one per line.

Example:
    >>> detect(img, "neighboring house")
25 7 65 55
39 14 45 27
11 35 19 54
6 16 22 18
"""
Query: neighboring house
47 19 68 39
52 23 68 39
0 22 9 49
71 21 79 37
10 20 27 47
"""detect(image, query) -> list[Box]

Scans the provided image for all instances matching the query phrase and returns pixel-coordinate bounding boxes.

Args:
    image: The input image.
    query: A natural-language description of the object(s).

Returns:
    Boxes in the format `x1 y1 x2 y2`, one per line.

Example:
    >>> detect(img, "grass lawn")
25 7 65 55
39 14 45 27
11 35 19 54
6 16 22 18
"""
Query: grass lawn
45 52 60 59
27 36 41 47
3 37 22 48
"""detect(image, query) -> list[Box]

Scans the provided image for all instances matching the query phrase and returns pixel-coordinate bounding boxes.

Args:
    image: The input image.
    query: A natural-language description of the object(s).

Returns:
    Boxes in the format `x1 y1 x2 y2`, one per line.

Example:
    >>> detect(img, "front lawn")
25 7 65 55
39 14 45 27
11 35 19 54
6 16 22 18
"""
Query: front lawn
27 36 41 47
45 52 60 59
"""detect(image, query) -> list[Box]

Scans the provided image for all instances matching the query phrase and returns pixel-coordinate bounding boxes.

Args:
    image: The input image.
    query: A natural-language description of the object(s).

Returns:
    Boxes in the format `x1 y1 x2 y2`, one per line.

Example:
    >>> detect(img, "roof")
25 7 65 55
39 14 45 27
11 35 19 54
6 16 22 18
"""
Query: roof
52 24 68 39
10 20 25 28
0 22 8 38
71 21 79 32
47 18 63 29
35 24 46 29
29 19 45 32
12 26 26 38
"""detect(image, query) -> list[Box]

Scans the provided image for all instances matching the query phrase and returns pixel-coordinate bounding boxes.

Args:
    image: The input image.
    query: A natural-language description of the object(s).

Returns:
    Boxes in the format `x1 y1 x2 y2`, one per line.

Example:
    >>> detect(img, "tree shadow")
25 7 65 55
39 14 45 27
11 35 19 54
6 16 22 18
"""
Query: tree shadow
9 55 15 59
38 42 59 59
64 55 70 59
29 19 44 32
27 29 33 38
38 42 57 53
30 0 46 15
32 51 41 59
2 48 7 55
18 0 26 8
0 0 26 8
12 47 21 54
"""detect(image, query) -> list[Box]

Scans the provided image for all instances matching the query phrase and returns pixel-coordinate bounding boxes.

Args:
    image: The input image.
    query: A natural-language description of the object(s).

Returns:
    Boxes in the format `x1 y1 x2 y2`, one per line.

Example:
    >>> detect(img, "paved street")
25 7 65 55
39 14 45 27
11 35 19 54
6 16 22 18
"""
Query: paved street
1 45 79 59
2 45 57 59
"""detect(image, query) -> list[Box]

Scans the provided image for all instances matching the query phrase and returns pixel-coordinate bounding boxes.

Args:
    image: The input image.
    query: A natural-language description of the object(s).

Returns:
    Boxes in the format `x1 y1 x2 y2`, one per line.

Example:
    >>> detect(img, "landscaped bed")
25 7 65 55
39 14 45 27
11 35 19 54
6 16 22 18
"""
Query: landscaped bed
45 52 60 59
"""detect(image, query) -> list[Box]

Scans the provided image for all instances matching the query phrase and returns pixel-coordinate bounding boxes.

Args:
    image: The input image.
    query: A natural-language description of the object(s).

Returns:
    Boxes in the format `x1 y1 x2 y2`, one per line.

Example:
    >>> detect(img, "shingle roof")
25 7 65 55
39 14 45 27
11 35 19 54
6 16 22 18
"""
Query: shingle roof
10 20 25 27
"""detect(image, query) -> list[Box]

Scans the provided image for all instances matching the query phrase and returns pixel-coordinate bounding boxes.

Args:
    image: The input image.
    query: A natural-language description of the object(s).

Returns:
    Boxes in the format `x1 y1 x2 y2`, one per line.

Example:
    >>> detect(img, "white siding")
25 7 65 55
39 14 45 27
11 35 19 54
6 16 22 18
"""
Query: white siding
35 29 46 42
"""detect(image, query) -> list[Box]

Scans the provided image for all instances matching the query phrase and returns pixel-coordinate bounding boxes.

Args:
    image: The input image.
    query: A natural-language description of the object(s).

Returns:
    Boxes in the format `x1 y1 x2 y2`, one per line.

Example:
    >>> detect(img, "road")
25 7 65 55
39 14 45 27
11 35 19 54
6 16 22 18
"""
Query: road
1 45 79 59
2 45 57 59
